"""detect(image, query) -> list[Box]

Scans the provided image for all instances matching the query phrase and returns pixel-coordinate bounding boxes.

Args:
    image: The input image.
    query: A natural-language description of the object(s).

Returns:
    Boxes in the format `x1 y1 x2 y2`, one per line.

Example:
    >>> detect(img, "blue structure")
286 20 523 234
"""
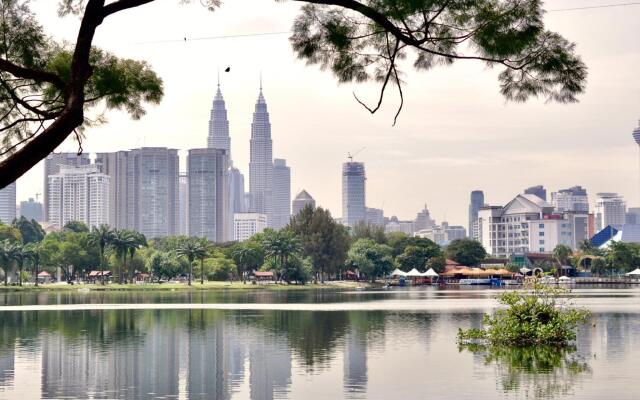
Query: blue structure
591 225 619 247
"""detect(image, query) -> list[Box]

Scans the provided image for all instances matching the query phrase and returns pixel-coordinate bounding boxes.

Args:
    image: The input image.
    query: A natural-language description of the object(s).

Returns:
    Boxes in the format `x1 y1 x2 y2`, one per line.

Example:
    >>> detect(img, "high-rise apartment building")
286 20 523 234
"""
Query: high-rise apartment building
19 198 43 222
95 151 130 229
249 85 274 225
468 190 485 240
43 153 90 221
187 148 229 241
0 182 16 224
233 213 267 242
292 190 316 216
524 185 547 201
594 192 626 231
272 159 291 229
178 174 188 235
342 161 366 227
551 186 588 213
48 165 110 229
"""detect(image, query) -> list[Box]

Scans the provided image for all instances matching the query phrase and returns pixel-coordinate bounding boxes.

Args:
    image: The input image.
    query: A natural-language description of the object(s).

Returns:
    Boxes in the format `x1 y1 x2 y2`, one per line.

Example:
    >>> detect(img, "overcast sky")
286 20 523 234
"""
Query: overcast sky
16 0 640 226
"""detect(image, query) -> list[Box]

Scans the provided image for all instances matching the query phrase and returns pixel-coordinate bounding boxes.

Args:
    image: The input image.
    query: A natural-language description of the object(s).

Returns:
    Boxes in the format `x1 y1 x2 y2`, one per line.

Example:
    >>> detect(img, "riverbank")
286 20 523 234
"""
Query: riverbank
0 280 370 293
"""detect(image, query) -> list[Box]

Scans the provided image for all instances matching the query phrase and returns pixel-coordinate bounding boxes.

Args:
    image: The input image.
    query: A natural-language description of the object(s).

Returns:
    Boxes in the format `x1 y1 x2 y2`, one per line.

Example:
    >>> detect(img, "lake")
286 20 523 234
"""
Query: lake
0 287 639 399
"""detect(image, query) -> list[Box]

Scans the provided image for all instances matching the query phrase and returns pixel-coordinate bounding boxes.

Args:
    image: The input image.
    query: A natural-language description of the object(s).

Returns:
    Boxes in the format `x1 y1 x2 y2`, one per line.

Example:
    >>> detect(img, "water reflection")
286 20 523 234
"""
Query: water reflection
0 305 639 399
461 344 591 399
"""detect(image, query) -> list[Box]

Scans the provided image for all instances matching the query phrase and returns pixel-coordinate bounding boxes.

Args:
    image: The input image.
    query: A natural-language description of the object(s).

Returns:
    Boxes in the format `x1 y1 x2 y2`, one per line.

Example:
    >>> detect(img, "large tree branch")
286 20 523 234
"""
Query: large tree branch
102 0 156 17
0 58 65 89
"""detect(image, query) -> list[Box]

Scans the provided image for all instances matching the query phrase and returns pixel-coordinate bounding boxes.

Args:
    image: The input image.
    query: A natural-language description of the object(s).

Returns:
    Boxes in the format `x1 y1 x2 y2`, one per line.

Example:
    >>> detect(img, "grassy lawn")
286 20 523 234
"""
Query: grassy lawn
0 280 368 292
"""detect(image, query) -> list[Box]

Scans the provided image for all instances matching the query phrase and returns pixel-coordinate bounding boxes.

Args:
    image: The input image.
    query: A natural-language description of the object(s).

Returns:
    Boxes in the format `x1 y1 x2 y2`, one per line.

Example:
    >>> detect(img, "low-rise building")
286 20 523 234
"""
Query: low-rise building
233 213 267 242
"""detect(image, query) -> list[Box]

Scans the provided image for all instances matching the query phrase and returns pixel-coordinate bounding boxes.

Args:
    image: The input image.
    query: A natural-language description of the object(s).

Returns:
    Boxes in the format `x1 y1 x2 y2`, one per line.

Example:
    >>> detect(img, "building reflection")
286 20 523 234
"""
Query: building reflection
249 328 292 400
343 327 367 396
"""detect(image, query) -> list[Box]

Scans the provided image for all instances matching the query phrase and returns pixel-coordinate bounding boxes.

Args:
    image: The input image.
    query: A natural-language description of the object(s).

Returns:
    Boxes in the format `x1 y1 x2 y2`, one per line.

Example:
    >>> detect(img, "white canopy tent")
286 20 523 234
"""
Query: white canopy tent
625 268 640 276
390 268 407 277
405 268 422 277
423 268 439 277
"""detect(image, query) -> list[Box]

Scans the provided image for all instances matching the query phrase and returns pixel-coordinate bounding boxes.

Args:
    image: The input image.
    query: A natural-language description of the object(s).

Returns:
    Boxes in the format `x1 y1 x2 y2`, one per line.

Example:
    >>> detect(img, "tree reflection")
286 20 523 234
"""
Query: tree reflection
461 344 591 399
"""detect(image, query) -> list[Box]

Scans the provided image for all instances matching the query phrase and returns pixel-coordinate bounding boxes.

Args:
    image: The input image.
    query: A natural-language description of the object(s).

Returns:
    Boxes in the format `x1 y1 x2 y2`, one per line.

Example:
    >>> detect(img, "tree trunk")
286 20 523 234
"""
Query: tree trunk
35 262 39 287
18 263 22 286
188 259 193 286
200 258 204 285
100 246 105 285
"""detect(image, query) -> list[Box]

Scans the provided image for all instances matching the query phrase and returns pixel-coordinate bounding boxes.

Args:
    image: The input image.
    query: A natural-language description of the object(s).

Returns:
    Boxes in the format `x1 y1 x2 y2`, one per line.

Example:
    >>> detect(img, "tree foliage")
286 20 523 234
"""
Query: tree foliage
347 238 394 281
12 216 45 243
0 0 586 187
445 238 487 266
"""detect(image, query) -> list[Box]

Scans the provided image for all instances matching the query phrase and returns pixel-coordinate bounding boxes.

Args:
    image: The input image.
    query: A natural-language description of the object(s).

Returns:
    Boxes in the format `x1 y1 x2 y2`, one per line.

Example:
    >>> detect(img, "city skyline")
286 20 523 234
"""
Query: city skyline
11 1 640 227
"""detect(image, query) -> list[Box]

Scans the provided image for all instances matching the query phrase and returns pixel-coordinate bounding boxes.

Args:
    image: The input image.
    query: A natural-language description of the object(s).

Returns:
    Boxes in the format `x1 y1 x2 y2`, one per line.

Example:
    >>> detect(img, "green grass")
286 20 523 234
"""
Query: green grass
0 280 368 292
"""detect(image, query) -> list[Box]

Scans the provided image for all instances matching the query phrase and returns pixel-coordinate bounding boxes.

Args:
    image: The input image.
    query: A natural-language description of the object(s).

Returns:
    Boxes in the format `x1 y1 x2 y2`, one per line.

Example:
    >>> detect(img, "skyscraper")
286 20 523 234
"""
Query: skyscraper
292 190 316 216
178 174 188 235
48 165 110 229
551 186 588 213
272 159 291 229
19 198 44 222
594 192 626 231
249 84 274 225
95 151 130 229
187 148 229 242
0 182 16 224
524 185 547 201
414 204 436 232
633 119 640 202
207 80 231 152
228 166 246 236
468 190 484 240
43 153 90 221
342 161 366 227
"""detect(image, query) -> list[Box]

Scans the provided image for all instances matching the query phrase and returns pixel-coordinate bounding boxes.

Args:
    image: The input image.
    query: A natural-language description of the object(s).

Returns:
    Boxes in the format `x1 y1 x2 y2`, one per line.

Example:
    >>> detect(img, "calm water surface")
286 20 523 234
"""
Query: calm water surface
0 287 639 399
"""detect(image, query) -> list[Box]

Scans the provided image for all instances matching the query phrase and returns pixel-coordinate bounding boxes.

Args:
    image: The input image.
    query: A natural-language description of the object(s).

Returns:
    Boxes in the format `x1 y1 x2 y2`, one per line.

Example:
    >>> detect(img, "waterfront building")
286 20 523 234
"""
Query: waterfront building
187 148 229 241
366 207 384 226
468 190 484 240
524 185 547 201
19 197 43 222
272 158 291 229
292 190 316 216
43 153 90 221
594 192 626 231
178 174 188 235
342 161 366 227
478 194 588 258
0 182 16 224
551 185 589 213
249 84 274 225
97 148 179 237
48 165 110 229
233 213 267 242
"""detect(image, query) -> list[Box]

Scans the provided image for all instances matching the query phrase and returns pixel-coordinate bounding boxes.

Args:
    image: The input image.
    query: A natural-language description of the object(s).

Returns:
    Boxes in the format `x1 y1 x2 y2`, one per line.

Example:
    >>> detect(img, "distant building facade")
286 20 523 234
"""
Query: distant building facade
292 190 316 216
19 197 43 222
594 192 626 231
187 148 229 242
551 185 588 213
366 207 384 226
233 213 267 242
524 185 547 201
342 161 366 227
0 182 16 224
248 86 274 225
48 165 110 229
468 190 485 240
384 216 414 235
44 153 90 221
178 174 188 235
272 159 291 229
414 205 436 232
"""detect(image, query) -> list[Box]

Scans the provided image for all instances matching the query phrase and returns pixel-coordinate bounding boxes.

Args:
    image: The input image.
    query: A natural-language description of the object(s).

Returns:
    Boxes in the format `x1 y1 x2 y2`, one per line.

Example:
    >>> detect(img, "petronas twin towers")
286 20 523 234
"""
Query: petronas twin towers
206 79 291 235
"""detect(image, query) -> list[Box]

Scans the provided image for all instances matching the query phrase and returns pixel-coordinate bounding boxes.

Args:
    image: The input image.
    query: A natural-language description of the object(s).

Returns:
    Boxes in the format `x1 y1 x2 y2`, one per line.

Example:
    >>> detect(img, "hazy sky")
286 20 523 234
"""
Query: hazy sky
15 0 640 226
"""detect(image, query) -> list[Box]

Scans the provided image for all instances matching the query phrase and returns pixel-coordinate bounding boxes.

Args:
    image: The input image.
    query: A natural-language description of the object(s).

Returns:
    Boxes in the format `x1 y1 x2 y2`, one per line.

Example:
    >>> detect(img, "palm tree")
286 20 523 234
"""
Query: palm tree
7 243 27 286
231 243 261 283
176 238 204 286
196 238 210 285
110 229 134 284
262 230 302 283
553 244 573 277
0 239 12 286
24 242 41 287
126 231 147 283
89 224 114 284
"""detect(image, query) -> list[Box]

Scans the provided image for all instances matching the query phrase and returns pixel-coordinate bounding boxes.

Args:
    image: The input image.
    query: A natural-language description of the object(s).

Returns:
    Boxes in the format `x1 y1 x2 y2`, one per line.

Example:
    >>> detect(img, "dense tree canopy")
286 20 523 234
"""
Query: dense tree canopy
445 238 487 266
0 0 586 187
12 216 45 244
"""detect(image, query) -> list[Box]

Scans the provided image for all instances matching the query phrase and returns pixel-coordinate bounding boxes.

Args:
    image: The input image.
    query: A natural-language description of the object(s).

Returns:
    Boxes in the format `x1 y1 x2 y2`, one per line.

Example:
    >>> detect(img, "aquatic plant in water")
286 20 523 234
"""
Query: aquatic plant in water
458 282 591 346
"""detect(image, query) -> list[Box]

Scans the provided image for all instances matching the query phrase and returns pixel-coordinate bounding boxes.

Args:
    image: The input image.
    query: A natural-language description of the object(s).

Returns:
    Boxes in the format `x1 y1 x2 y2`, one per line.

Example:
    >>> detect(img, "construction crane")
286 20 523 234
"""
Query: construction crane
347 147 366 162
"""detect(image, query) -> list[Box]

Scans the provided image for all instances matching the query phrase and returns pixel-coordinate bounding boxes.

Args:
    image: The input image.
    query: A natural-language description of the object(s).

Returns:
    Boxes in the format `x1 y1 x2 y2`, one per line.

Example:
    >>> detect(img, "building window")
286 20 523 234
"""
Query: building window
539 224 544 228
539 240 545 245
539 232 544 236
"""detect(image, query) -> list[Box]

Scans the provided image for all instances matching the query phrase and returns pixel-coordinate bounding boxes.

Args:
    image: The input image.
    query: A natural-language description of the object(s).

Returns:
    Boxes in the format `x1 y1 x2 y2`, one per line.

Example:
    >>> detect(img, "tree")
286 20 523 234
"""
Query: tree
176 238 206 286
88 224 113 284
604 242 640 274
262 229 303 283
0 239 15 285
11 216 45 243
229 241 263 283
352 221 386 244
201 257 237 281
347 238 394 282
196 238 210 285
0 0 586 188
553 244 573 266
0 223 22 243
110 229 135 283
288 206 350 282
6 242 27 286
126 231 147 283
63 220 90 233
426 256 446 274
24 242 42 286
445 238 487 266
396 241 441 272
147 251 182 282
